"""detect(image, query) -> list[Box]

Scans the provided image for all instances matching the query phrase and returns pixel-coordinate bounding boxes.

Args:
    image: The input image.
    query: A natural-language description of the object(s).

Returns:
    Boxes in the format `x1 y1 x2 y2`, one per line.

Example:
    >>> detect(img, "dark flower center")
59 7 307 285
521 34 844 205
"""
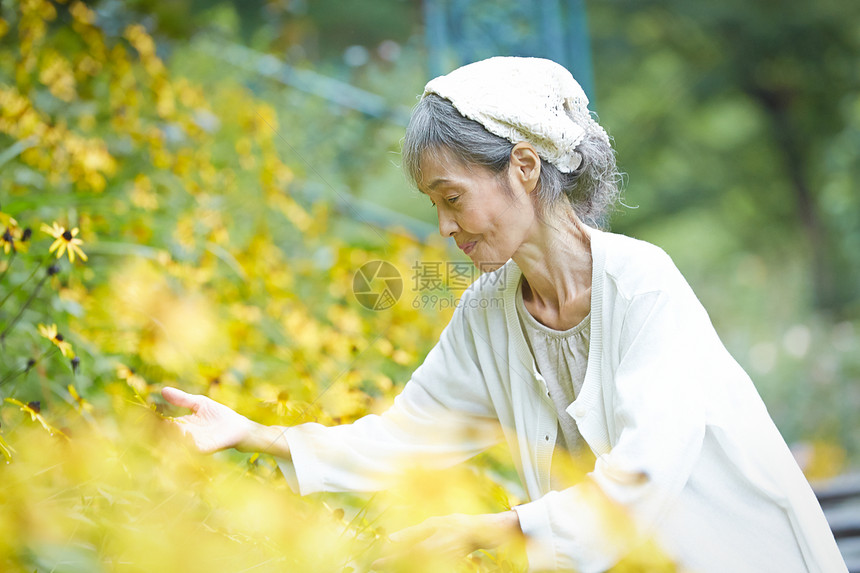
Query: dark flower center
62 230 73 241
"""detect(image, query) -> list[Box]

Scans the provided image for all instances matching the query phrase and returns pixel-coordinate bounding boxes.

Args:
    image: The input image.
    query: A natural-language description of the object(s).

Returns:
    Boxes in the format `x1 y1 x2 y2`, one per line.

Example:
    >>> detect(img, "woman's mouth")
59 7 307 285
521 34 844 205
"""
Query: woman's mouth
460 241 477 254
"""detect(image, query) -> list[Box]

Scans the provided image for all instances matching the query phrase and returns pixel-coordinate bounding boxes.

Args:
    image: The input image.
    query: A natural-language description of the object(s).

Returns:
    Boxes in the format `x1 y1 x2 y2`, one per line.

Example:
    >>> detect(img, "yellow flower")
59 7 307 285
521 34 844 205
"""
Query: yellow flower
54 336 74 358
41 221 88 263
37 322 57 340
38 323 75 358
68 384 93 414
117 362 147 393
4 398 68 439
0 212 17 228
1 228 14 254
1 223 30 254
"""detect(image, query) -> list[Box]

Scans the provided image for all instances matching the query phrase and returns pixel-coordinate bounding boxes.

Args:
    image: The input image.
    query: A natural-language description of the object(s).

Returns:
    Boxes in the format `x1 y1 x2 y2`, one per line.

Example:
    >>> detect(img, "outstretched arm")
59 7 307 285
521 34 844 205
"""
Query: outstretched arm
161 386 291 459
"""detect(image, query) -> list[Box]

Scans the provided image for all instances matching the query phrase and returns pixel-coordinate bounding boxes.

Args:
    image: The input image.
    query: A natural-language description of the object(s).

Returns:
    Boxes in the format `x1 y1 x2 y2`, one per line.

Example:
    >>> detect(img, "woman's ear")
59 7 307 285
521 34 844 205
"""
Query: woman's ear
510 142 541 194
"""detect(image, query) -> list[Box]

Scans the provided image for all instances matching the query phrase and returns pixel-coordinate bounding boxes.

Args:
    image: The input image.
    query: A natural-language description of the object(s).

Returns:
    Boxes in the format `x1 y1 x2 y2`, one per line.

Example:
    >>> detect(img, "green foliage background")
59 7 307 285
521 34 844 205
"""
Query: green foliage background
0 0 857 571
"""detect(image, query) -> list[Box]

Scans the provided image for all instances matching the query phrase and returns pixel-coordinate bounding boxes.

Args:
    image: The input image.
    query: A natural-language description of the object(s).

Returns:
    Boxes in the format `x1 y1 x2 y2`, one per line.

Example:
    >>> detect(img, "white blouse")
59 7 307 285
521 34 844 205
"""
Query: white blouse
514 272 807 572
515 276 590 458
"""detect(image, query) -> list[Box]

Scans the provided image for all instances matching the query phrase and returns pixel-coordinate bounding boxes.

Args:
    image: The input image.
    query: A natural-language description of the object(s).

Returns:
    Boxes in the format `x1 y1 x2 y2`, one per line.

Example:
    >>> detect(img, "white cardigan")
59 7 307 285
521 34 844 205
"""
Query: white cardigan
278 227 846 572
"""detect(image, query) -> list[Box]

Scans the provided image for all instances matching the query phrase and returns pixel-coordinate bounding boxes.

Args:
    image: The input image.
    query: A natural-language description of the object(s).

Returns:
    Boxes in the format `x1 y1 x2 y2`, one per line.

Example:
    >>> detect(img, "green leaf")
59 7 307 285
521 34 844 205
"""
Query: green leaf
0 432 14 462
0 136 37 171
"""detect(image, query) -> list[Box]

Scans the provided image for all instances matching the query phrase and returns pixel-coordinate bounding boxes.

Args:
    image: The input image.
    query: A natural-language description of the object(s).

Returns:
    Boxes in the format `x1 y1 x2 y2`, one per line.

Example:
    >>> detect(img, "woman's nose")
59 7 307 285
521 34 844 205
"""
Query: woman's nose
437 209 459 237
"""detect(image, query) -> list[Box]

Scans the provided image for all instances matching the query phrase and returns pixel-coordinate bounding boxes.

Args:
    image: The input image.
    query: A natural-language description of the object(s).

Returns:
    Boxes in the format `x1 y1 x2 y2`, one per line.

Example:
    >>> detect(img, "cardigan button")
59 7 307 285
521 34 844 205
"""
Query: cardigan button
574 404 587 418
544 435 550 441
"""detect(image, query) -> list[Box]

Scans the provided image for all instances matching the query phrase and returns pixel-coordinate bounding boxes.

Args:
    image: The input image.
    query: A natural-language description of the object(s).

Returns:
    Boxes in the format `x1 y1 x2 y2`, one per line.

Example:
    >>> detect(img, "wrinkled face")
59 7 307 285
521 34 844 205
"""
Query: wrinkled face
417 149 535 271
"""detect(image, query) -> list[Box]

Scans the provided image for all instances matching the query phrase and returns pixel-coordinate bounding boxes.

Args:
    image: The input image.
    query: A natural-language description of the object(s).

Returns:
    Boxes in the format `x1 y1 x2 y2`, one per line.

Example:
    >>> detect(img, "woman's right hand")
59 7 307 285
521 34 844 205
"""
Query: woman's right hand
161 386 254 454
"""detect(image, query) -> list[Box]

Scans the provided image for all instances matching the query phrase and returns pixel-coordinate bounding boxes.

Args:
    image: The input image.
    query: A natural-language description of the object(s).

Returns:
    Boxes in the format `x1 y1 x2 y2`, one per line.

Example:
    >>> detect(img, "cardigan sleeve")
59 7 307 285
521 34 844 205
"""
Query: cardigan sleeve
514 271 711 572
276 300 504 495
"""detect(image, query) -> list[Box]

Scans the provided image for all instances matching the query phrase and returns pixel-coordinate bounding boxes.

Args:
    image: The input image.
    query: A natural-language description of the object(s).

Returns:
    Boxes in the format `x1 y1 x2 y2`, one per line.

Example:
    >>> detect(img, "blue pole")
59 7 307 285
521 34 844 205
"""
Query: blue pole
539 0 566 66
424 0 449 78
565 0 596 106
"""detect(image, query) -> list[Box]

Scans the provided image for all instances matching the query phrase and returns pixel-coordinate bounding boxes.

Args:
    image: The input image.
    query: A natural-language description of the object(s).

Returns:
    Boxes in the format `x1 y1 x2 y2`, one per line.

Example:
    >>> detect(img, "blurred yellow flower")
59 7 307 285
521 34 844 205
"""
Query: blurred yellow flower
38 323 75 358
0 211 17 228
4 398 68 438
69 1 95 25
37 322 57 340
117 362 147 394
1 223 30 254
41 221 88 262
1 227 14 254
38 50 76 101
130 174 158 210
68 384 94 414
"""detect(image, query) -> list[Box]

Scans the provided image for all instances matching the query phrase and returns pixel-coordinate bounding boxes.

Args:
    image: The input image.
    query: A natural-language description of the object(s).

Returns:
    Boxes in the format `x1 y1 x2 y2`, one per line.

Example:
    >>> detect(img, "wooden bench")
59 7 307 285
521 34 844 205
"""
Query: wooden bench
814 473 860 572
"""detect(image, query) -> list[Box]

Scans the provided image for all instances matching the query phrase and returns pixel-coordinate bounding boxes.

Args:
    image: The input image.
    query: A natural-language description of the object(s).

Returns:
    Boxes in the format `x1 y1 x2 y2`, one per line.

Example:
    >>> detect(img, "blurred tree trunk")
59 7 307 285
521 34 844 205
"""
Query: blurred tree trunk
752 88 836 311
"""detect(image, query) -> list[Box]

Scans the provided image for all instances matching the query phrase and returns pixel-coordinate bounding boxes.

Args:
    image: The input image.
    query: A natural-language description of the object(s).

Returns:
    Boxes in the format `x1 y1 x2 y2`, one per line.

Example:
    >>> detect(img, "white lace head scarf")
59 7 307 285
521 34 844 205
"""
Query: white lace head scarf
422 56 608 174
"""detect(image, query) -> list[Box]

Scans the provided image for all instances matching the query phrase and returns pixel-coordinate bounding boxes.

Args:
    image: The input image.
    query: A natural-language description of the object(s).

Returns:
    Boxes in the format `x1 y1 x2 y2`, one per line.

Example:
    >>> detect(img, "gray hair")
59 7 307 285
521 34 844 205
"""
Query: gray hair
401 93 623 228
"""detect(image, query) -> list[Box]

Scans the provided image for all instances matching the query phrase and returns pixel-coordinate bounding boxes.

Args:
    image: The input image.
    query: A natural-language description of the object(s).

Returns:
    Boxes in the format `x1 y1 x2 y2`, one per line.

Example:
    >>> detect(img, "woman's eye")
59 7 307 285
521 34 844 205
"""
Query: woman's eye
447 196 459 204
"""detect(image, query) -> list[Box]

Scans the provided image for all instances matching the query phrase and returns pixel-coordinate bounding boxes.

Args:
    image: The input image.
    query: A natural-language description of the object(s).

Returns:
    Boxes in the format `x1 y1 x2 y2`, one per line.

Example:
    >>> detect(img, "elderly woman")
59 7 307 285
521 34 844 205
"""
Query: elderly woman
162 57 846 572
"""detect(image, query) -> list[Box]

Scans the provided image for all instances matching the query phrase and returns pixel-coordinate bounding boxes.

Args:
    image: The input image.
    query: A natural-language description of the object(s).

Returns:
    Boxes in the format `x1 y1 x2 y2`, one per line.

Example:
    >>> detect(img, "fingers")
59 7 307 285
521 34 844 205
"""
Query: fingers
161 386 200 412
371 543 436 571
372 522 435 570
370 555 395 570
388 521 434 545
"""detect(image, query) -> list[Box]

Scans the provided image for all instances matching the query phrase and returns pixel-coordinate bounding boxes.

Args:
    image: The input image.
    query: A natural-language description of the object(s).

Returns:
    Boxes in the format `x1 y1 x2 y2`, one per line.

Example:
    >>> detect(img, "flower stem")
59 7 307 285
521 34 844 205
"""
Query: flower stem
0 251 16 284
0 346 57 388
0 274 49 343
0 254 51 311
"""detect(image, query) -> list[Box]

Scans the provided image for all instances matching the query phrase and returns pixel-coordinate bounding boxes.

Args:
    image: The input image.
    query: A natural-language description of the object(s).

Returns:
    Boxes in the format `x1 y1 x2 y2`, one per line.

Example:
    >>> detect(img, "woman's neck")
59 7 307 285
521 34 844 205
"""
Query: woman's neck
512 207 593 329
